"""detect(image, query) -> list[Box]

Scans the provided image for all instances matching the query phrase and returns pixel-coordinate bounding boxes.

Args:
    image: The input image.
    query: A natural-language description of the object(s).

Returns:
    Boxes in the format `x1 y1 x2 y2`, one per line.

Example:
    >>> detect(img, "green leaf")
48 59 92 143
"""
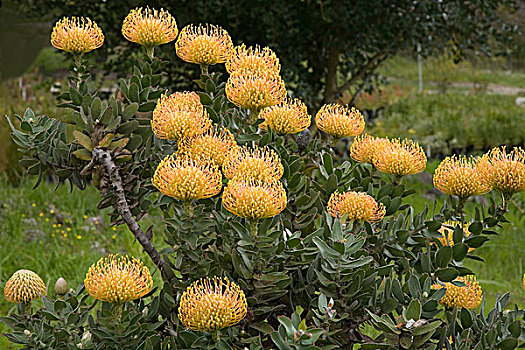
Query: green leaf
452 243 468 261
465 236 489 249
411 320 441 336
496 338 518 350
435 268 458 282
90 97 102 119
70 88 82 105
460 308 472 328
122 103 139 119
73 149 92 161
435 246 452 268
73 130 93 151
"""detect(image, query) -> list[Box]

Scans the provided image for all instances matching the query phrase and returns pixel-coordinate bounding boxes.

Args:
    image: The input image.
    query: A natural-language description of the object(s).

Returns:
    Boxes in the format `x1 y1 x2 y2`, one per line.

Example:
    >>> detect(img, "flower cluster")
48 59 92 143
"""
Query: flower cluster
84 255 152 304
222 146 283 182
481 147 525 196
226 44 280 75
4 270 46 303
327 191 386 223
122 7 178 48
176 127 237 166
315 104 365 138
178 277 247 331
373 138 427 176
51 17 104 54
431 275 483 309
350 134 390 164
175 24 234 66
259 98 311 135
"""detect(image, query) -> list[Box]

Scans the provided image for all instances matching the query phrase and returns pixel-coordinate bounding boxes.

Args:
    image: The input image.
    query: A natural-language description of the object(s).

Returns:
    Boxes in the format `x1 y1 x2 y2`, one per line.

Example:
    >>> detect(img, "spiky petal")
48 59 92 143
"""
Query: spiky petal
315 104 365 138
431 275 482 309
4 269 46 303
327 191 385 223
433 155 491 198
122 7 178 48
175 24 234 65
51 17 104 54
372 138 427 176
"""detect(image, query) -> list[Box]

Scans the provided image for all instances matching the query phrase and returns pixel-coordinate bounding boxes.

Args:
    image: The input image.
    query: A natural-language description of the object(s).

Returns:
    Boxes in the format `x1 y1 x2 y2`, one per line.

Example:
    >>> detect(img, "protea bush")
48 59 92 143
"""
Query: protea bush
2 7 525 350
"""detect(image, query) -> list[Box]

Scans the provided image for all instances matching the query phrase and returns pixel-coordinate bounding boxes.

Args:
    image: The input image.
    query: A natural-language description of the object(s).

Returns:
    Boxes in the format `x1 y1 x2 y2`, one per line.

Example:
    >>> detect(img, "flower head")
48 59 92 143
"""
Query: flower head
153 155 222 201
178 277 247 331
349 134 390 164
436 221 474 251
51 17 104 54
480 147 525 196
177 127 237 166
259 98 311 134
122 7 178 48
315 104 365 138
4 269 46 303
226 44 280 75
152 92 212 140
223 146 283 182
327 191 386 223
433 155 491 198
222 179 287 219
175 24 234 65
372 138 427 176
84 255 152 304
226 70 287 111
431 275 482 309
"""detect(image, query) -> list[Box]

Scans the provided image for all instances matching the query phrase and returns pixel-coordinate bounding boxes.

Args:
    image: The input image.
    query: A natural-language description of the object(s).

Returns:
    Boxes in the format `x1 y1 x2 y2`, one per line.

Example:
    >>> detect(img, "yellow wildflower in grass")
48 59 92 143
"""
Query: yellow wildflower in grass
349 134 390 164
51 17 104 54
433 155 491 199
327 191 386 223
431 275 482 309
4 270 47 303
222 179 287 220
122 7 178 48
226 44 280 75
84 255 152 304
151 92 212 141
259 98 311 135
178 277 247 331
176 127 237 166
436 221 474 252
175 24 234 65
222 146 284 182
315 104 365 138
372 138 427 176
225 70 287 112
480 146 525 196
152 155 222 201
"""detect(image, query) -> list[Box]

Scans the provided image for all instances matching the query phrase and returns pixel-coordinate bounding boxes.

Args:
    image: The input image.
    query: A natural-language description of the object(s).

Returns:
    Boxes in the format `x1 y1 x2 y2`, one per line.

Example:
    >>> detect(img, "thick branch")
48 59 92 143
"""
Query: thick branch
91 147 165 270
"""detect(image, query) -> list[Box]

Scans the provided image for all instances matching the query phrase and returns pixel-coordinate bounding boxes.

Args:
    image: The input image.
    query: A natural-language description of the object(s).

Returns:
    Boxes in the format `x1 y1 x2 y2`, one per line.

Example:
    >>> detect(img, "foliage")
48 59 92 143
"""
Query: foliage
3 9 525 350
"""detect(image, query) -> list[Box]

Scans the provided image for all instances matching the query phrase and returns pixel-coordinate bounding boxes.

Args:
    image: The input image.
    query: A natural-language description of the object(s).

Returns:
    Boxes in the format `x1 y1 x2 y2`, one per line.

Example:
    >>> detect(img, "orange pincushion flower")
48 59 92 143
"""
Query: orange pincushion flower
226 44 280 75
433 155 491 198
431 275 482 309
259 98 311 134
436 221 474 252
225 70 287 111
178 277 247 331
372 138 427 176
481 147 525 196
152 155 222 201
177 127 237 166
175 24 234 65
152 92 212 140
222 179 287 219
222 146 284 182
122 7 178 48
51 17 104 54
315 104 365 138
327 191 386 223
349 134 390 164
4 269 46 303
84 255 152 304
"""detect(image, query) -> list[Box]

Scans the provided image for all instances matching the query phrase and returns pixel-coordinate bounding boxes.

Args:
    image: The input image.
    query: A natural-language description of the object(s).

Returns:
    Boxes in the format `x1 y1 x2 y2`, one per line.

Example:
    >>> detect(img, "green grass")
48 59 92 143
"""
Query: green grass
0 179 164 349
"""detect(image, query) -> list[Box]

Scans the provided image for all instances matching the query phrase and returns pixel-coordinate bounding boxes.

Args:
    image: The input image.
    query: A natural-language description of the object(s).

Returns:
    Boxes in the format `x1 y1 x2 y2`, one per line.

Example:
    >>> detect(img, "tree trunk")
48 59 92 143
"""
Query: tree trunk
323 46 340 104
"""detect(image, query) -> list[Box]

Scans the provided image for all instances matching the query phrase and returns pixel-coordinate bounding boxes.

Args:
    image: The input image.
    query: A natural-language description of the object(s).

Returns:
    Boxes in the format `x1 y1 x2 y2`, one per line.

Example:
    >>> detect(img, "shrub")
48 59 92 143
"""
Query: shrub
2 8 525 350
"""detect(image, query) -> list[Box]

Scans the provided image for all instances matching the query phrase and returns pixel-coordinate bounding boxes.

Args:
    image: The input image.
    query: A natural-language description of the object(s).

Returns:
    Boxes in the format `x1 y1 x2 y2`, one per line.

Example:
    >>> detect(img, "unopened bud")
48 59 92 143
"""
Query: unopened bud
24 330 31 337
55 277 69 296
422 292 428 298
142 307 149 316
28 118 34 123
81 331 92 345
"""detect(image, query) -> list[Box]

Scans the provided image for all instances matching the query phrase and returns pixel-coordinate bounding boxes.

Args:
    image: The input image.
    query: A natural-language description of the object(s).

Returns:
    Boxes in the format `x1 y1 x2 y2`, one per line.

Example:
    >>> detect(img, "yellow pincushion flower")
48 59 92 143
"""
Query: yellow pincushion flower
433 155 491 199
4 269 46 303
349 134 390 164
51 17 104 54
327 191 386 223
178 277 247 332
225 70 287 112
436 221 474 252
372 138 427 176
153 155 222 201
259 98 311 134
223 146 284 182
222 179 287 220
226 44 280 75
175 24 234 65
177 127 237 166
84 255 152 304
481 147 525 196
122 7 178 48
431 275 482 309
315 104 365 138
152 92 212 140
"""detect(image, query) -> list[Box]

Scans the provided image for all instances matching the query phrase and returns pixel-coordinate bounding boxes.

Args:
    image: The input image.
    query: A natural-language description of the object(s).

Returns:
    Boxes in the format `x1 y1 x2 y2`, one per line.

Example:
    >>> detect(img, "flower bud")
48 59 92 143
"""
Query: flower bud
24 330 31 337
54 277 69 296
81 331 92 346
